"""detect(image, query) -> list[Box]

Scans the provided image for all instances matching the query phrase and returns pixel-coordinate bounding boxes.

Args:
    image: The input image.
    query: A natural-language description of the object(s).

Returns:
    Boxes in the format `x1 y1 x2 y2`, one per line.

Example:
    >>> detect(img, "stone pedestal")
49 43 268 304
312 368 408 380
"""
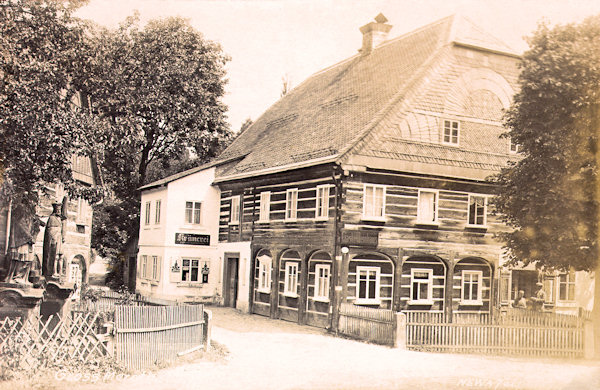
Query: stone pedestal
40 281 74 323
0 282 45 319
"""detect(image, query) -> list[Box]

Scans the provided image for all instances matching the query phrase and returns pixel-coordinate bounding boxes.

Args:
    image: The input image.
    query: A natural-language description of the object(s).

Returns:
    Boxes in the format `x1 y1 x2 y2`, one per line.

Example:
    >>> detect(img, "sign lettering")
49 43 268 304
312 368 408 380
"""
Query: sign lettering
175 233 210 246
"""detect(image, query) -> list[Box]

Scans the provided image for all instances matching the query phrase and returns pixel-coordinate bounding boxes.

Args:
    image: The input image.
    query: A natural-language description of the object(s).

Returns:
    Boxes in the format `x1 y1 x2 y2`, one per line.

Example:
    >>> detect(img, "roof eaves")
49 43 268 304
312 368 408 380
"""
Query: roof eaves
452 41 521 59
213 154 338 184
138 158 232 191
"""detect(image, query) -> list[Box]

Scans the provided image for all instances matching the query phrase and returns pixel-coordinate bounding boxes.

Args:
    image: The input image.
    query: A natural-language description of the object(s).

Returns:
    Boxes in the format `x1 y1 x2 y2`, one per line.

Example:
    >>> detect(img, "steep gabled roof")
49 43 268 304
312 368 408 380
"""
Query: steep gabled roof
214 15 519 182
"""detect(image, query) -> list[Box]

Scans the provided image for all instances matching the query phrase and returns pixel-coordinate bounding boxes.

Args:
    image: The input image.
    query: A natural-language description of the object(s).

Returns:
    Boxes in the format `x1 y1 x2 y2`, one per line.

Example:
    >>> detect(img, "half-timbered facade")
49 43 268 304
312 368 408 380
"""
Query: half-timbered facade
212 14 591 328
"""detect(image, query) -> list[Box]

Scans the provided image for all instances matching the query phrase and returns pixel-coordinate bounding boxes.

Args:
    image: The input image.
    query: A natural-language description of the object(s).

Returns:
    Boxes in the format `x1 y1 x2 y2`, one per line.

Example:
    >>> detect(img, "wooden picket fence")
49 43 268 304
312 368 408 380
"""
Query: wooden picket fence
0 312 110 371
114 305 206 371
338 303 396 345
406 308 586 358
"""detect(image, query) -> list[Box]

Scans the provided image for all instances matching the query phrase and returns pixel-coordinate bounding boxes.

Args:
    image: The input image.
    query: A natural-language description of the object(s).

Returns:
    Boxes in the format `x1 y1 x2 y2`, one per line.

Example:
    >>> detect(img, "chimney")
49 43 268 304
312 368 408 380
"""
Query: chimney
359 13 392 55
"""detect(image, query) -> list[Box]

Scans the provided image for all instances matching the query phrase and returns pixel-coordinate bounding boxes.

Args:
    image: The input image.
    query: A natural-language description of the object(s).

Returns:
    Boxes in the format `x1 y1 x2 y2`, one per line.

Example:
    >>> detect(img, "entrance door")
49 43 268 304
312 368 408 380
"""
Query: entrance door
69 262 82 301
224 255 239 308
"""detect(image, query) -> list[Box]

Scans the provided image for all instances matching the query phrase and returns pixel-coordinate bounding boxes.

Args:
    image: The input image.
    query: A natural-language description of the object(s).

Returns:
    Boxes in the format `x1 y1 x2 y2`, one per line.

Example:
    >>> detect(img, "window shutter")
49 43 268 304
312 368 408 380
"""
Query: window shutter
156 256 162 282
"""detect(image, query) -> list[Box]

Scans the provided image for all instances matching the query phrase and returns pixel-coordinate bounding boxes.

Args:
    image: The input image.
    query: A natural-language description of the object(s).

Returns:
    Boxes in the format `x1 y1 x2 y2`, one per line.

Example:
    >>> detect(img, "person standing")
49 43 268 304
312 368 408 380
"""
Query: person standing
531 282 547 311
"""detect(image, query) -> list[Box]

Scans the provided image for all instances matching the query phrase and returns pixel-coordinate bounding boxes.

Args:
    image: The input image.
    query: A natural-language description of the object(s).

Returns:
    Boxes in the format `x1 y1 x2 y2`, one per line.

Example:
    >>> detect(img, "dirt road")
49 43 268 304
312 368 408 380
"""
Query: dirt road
50 307 600 390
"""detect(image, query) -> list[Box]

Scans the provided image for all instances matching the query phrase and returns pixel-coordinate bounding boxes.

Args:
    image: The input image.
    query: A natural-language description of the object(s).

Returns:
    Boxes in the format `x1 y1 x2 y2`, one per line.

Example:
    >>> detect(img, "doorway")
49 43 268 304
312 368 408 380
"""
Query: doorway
224 254 239 308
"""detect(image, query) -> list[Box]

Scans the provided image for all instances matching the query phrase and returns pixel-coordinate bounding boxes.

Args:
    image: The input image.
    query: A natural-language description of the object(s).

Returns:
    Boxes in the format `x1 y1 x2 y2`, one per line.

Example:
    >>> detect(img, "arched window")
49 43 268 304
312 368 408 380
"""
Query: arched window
280 250 301 297
454 257 493 311
255 249 272 293
401 256 447 311
348 253 394 309
308 252 332 301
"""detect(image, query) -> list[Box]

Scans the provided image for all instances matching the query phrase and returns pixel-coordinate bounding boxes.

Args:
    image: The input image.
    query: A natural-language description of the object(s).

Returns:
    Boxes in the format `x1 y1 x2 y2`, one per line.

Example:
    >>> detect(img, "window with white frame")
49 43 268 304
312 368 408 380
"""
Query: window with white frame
284 262 299 296
356 266 380 303
468 195 487 226
144 201 151 225
461 270 483 305
285 189 298 221
151 256 158 280
185 201 201 224
182 258 200 282
315 185 330 219
363 184 385 220
141 255 148 278
410 268 433 304
259 191 270 222
417 190 438 224
155 200 161 224
558 271 576 301
230 196 240 224
443 120 460 145
314 264 330 300
257 257 271 292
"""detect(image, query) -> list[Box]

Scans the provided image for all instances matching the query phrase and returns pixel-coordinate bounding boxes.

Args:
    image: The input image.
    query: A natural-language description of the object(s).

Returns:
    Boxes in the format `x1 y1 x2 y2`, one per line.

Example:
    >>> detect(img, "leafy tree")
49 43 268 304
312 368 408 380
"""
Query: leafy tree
0 0 100 225
238 117 253 135
493 16 600 356
73 15 233 257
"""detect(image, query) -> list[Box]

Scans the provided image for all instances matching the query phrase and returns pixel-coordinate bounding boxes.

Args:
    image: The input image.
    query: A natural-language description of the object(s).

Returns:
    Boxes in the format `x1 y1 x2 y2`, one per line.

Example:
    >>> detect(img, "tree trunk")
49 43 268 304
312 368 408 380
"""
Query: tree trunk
595 250 600 358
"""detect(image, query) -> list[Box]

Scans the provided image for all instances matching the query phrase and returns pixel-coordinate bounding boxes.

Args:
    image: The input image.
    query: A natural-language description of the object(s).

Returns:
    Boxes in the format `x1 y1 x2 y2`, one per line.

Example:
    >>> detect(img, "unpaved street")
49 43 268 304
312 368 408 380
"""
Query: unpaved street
55 307 600 390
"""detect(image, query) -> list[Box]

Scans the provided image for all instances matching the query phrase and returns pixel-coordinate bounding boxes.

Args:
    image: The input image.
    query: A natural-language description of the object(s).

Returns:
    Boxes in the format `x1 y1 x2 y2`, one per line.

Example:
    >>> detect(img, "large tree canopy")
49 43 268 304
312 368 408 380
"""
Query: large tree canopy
73 15 232 257
494 16 600 273
0 0 99 217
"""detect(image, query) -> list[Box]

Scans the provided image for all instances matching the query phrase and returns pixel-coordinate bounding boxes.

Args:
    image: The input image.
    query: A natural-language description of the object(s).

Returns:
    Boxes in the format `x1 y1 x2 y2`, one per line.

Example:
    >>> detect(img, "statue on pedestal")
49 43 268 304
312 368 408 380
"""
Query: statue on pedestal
4 202 43 285
42 203 66 279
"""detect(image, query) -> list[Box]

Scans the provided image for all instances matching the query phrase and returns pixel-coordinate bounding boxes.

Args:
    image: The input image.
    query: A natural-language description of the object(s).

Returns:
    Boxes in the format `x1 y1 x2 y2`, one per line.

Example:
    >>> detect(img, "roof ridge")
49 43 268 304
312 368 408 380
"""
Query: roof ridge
374 14 455 52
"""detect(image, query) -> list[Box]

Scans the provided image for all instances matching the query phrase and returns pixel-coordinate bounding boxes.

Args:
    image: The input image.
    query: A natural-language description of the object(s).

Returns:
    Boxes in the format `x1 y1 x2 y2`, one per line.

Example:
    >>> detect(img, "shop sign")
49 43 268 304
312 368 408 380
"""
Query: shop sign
175 233 210 246
340 229 379 247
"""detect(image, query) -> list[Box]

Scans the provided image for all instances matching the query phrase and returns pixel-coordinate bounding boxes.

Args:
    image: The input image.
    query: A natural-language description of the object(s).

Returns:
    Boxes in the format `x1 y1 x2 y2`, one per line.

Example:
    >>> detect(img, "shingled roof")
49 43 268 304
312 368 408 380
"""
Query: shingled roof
214 14 520 182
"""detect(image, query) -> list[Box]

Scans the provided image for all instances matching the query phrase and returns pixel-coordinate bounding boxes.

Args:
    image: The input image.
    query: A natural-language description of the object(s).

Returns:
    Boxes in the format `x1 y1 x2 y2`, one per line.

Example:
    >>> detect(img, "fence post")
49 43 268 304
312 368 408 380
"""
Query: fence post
394 312 406 349
203 309 212 351
584 320 594 359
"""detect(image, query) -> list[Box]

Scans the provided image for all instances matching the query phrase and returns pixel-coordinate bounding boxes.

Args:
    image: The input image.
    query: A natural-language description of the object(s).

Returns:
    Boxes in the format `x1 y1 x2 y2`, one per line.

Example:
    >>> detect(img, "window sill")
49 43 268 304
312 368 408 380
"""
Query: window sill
354 299 381 305
415 221 439 227
312 297 330 303
408 300 434 305
283 292 298 298
556 301 577 306
177 282 203 287
257 288 271 294
284 218 297 223
441 141 460 147
256 220 269 224
360 216 386 223
228 222 239 226
465 224 488 230
315 217 329 222
460 300 483 306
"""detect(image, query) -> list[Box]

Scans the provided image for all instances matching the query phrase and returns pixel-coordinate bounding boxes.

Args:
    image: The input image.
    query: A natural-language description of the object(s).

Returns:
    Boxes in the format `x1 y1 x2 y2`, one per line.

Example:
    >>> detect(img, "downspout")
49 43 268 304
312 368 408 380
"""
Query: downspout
330 165 343 332
5 199 12 255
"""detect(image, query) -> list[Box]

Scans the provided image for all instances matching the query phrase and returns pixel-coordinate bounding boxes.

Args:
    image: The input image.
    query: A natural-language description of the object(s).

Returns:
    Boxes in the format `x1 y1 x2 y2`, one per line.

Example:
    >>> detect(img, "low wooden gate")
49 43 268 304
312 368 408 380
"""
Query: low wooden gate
0 312 110 371
405 309 585 358
114 305 205 370
338 303 396 345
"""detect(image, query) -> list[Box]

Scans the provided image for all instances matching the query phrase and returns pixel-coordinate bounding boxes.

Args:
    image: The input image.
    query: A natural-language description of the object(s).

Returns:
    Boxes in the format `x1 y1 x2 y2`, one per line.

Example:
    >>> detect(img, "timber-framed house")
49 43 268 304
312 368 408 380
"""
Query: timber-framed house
212 14 558 328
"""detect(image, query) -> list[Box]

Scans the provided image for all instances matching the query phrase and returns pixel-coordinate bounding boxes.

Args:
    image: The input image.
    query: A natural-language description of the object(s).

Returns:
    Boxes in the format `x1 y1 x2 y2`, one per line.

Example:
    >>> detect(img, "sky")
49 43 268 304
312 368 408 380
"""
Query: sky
76 0 600 132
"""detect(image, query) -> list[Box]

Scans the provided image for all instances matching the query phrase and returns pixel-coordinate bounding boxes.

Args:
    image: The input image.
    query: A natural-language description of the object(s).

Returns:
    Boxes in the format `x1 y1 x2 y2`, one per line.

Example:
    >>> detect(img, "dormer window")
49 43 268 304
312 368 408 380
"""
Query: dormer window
443 120 460 145
509 138 520 154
